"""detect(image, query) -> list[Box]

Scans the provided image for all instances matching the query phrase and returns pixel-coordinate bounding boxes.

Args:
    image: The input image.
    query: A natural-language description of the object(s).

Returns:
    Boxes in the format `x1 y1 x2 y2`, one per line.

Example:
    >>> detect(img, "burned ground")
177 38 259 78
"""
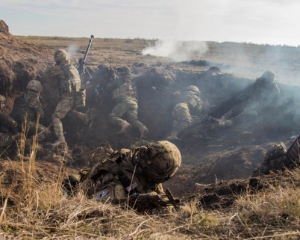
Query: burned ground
1 20 300 213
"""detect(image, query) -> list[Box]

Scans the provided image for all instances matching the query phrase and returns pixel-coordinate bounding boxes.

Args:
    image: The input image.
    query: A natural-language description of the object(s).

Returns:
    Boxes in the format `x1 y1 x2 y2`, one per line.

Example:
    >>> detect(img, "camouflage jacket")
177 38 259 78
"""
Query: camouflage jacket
44 60 81 94
175 90 203 116
243 78 280 108
0 110 17 134
105 75 137 102
10 93 44 124
81 148 165 197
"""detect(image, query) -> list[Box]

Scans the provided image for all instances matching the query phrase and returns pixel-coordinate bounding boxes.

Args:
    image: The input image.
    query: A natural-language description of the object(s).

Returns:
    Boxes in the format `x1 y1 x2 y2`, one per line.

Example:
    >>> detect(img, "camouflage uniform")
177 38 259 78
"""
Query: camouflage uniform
10 92 50 142
105 66 148 138
167 85 203 141
0 95 20 151
44 49 89 147
252 134 300 177
222 71 280 122
63 141 181 208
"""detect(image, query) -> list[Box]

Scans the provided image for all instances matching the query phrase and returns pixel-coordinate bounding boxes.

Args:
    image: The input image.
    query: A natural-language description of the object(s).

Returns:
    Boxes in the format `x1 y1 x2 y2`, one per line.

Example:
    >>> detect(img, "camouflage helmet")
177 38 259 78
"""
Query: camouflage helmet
27 80 42 93
54 49 68 63
0 94 6 103
261 71 275 83
138 140 181 183
184 85 200 93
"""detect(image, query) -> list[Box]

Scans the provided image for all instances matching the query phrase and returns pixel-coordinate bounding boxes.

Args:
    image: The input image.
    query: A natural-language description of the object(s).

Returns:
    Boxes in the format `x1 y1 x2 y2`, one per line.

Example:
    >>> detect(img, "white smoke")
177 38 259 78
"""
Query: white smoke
66 44 79 59
142 40 208 62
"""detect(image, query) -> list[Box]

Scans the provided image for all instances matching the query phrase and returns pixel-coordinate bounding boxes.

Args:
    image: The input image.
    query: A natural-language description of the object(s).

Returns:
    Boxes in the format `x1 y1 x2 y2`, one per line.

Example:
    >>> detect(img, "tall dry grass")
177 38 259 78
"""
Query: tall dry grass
1 118 300 238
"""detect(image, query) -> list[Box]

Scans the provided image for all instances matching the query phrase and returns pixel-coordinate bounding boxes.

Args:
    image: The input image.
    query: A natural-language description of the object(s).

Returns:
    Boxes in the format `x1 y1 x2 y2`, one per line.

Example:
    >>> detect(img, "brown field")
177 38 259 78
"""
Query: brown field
1 19 300 238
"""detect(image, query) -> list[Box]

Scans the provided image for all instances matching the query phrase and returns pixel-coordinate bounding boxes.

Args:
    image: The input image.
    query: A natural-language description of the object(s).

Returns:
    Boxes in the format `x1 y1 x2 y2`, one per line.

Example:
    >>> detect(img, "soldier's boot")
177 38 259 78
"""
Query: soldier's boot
139 125 149 139
72 110 90 125
52 135 66 148
117 121 132 134
166 131 181 141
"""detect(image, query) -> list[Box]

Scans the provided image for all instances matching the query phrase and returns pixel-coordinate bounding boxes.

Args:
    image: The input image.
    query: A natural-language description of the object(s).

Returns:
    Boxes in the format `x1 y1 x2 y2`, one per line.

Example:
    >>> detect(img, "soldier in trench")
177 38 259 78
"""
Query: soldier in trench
209 70 280 128
10 80 51 149
0 95 20 155
105 66 149 139
166 85 206 141
63 140 181 212
43 49 90 148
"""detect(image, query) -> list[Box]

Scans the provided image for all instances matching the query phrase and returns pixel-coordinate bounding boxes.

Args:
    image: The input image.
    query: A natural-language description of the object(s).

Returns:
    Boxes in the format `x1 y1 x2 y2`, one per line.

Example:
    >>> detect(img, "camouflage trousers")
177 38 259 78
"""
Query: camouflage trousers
108 97 144 129
52 93 74 138
171 103 193 133
22 121 51 142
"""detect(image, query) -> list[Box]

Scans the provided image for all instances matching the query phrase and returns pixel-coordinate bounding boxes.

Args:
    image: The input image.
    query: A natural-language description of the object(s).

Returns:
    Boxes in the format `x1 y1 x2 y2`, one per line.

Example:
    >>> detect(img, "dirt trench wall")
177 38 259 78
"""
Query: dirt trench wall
0 20 53 114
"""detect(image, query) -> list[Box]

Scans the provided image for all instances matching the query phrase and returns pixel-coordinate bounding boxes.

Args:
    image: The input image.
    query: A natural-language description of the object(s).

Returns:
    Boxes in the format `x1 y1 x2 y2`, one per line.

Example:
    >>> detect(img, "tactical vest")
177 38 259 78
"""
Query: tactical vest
112 80 136 101
179 91 202 111
81 149 153 196
10 94 37 124
59 64 81 93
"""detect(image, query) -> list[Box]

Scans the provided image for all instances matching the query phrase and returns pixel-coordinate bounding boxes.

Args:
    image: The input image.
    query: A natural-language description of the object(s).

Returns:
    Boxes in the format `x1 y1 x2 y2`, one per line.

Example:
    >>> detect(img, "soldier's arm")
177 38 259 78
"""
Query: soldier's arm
0 113 18 129
43 65 64 88
28 98 44 118
105 77 124 93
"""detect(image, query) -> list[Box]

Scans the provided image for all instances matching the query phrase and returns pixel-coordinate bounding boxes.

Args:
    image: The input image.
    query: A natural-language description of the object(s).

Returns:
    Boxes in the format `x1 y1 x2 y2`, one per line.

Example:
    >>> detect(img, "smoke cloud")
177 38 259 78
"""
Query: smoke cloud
142 40 208 62
66 44 79 60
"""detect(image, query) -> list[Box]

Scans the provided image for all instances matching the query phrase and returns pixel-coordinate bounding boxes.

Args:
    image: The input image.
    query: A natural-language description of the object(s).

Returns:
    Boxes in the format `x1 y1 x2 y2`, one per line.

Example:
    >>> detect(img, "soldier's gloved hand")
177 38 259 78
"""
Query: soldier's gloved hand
12 133 21 141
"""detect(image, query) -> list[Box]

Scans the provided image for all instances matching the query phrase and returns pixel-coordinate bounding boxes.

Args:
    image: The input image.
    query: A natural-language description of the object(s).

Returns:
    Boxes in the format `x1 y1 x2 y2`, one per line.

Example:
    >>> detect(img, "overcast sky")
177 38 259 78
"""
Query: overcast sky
1 0 300 46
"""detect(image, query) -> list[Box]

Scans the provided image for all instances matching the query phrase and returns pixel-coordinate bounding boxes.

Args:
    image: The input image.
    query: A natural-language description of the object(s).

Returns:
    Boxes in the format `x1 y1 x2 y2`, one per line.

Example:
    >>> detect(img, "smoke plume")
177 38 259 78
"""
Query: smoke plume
142 40 208 62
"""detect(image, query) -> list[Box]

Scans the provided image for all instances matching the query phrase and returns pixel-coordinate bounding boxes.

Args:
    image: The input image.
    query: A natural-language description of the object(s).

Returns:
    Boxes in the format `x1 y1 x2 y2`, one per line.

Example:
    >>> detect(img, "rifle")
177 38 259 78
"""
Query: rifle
78 35 94 76
128 188 181 212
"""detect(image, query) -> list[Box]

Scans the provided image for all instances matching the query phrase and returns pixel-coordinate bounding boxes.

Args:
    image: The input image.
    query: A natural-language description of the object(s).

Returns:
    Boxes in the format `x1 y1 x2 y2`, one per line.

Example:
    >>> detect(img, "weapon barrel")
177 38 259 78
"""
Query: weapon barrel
82 35 94 64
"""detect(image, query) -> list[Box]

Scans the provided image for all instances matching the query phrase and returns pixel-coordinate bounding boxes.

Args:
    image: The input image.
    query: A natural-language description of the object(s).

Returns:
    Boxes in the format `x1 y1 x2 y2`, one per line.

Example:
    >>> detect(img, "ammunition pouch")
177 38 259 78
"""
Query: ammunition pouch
74 88 86 108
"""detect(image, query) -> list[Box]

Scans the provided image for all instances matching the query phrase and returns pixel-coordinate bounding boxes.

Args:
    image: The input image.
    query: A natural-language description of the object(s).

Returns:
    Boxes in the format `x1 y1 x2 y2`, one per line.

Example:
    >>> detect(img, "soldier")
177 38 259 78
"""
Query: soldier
210 70 280 128
252 133 300 177
63 140 181 209
105 66 148 138
44 49 89 147
10 80 51 145
167 85 204 141
0 95 20 154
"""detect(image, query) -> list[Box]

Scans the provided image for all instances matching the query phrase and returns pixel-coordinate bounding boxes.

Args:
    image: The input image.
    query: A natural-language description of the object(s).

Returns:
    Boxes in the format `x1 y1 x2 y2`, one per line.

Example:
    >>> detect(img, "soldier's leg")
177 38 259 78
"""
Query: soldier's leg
72 110 90 125
108 102 132 134
0 132 20 148
126 99 148 138
27 122 51 142
0 132 21 159
222 101 247 120
167 103 192 141
52 94 74 147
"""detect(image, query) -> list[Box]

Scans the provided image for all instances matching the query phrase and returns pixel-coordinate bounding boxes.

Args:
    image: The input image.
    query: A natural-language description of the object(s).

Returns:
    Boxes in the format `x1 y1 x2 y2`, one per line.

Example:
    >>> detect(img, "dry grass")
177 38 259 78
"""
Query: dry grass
1 119 300 238
1 162 300 239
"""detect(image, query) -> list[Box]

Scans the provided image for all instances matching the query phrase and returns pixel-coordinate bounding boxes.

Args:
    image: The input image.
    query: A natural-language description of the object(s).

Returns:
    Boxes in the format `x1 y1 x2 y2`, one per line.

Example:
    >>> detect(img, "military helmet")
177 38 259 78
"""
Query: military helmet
0 94 6 103
138 140 181 183
54 49 68 63
184 85 200 93
261 71 275 83
117 66 131 75
27 80 42 93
